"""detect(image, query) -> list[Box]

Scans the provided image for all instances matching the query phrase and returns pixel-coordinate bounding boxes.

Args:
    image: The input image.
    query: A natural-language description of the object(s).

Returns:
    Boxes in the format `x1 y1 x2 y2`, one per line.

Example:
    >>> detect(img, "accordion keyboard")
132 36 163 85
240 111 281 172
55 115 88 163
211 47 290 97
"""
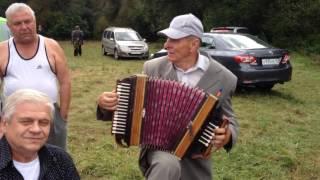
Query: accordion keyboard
112 82 132 135
198 122 217 147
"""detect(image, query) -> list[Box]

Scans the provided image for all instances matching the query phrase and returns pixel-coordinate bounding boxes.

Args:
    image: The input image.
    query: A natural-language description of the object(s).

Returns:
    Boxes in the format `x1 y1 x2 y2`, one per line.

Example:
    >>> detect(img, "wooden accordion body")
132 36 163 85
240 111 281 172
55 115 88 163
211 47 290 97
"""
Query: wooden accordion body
112 74 219 158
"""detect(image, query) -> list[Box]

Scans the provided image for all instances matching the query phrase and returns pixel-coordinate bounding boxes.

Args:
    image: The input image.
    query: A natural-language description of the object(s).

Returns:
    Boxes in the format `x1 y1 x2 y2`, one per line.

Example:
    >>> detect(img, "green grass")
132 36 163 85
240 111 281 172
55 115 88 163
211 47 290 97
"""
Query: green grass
61 41 320 180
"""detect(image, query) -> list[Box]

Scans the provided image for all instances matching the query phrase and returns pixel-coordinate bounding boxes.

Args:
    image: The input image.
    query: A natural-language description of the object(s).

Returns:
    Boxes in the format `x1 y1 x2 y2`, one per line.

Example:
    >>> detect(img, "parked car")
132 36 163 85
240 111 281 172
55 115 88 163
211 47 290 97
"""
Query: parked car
151 32 292 90
0 17 11 42
210 26 250 34
102 27 149 60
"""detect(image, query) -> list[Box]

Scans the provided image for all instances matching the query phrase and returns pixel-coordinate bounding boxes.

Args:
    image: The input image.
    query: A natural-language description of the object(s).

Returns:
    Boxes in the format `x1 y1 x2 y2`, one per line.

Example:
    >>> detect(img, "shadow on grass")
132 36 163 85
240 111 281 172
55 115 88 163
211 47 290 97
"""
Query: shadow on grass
235 86 304 104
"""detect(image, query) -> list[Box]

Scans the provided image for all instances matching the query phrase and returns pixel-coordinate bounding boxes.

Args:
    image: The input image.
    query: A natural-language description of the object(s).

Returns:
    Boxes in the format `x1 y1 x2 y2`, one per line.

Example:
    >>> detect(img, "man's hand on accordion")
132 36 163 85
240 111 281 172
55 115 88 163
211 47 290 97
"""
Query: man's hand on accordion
97 90 119 111
192 117 231 159
212 123 231 150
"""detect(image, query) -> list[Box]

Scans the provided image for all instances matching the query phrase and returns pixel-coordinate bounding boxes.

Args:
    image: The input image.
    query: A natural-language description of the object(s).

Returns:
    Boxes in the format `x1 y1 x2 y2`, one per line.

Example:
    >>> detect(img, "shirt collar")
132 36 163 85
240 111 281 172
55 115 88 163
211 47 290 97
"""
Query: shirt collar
197 53 210 72
174 53 209 73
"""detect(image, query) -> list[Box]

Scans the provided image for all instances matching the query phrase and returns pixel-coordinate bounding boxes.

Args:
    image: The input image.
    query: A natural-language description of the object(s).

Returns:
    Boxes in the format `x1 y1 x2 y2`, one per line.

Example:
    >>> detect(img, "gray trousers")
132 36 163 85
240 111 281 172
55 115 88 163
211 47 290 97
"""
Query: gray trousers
140 150 212 180
47 104 67 150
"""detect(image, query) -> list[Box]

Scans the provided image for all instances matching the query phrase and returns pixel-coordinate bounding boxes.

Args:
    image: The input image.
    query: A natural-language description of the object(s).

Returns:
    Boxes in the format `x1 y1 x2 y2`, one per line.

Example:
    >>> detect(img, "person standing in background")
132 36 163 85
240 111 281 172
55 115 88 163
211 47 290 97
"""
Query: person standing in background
0 2 71 150
37 24 43 35
71 25 84 56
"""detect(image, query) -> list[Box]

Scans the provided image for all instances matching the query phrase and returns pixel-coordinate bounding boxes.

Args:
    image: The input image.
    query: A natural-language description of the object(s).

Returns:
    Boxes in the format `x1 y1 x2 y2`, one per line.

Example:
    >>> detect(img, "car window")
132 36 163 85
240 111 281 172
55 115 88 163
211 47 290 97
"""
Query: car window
106 31 111 39
115 32 142 41
110 32 114 40
218 34 270 49
201 36 215 48
103 31 107 38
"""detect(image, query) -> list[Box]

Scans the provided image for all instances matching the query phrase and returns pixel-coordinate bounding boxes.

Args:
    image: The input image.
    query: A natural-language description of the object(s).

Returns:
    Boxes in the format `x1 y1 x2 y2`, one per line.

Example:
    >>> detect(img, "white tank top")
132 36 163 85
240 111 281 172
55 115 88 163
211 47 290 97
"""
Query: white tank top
3 35 58 102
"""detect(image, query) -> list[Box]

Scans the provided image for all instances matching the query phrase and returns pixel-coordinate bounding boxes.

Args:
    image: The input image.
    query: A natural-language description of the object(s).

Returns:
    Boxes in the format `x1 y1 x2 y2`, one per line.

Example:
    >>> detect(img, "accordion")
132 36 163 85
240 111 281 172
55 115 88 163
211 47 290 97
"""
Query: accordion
112 74 221 158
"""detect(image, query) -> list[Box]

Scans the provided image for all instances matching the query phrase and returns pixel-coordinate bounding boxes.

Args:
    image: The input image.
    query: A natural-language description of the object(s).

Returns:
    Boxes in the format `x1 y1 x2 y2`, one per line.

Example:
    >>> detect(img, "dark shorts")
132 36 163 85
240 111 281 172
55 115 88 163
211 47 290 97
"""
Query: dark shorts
47 104 67 150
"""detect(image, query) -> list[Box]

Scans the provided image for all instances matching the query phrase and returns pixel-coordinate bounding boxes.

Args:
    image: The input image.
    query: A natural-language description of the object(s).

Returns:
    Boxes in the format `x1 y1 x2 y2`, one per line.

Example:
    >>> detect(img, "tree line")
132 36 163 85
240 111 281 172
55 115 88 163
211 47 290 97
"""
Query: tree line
1 0 319 54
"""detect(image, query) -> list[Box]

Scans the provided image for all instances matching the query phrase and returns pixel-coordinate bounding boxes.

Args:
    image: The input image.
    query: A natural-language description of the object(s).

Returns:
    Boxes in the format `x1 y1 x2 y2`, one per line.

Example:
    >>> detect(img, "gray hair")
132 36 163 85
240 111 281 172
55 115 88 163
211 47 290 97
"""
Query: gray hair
5 3 35 23
2 89 54 122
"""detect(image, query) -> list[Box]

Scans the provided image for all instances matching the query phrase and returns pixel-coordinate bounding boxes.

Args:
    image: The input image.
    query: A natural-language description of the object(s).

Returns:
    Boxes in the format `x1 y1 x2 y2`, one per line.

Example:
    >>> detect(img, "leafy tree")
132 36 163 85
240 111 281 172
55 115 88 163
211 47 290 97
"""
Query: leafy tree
2 0 319 53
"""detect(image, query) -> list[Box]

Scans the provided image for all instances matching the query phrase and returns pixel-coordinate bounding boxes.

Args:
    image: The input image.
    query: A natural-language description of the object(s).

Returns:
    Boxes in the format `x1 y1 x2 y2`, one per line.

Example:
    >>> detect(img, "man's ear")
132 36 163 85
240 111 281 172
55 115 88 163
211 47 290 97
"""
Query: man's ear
190 38 201 51
0 118 2 136
1 118 9 133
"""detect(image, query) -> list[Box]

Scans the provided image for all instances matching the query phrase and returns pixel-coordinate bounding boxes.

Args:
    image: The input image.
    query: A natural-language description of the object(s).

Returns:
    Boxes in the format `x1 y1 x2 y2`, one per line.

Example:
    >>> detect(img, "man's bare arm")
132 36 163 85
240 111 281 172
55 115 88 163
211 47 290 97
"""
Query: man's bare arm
0 41 9 78
46 38 71 120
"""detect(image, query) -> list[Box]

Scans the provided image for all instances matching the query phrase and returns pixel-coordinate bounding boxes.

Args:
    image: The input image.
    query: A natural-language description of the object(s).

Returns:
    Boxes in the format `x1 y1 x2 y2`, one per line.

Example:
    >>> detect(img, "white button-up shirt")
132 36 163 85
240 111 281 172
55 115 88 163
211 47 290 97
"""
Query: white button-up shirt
175 54 209 88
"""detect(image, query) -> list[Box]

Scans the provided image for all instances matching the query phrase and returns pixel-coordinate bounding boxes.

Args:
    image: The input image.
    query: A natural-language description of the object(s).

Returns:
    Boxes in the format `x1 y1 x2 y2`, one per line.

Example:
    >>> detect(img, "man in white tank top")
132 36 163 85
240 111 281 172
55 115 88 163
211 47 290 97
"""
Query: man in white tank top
0 3 71 150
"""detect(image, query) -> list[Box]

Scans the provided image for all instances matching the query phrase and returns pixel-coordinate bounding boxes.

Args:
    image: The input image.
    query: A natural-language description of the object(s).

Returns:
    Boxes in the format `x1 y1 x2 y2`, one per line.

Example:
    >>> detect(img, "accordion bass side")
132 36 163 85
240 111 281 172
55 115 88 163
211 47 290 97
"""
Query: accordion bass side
112 74 219 158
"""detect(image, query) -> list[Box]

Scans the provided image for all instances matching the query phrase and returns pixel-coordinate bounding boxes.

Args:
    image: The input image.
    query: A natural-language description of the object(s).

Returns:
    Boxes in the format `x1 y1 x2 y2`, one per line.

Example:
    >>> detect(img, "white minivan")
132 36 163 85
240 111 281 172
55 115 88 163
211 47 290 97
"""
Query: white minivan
102 27 149 60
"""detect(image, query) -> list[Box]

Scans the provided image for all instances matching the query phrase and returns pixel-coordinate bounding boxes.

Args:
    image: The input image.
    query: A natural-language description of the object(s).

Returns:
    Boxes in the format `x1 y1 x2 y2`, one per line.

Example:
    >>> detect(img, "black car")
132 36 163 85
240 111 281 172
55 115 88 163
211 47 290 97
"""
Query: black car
151 32 292 90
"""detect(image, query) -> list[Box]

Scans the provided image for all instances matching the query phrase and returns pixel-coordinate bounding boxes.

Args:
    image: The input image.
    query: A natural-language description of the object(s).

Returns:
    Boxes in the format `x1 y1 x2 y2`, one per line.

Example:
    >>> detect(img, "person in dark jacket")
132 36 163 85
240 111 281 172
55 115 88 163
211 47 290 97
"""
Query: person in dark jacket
71 25 84 56
0 89 80 180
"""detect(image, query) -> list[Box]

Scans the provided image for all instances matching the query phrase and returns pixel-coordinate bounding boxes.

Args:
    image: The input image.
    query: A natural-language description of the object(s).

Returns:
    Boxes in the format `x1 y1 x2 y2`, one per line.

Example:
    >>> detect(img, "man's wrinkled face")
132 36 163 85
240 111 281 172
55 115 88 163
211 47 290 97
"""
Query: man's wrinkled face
3 102 51 155
163 37 193 63
7 10 37 44
163 36 201 66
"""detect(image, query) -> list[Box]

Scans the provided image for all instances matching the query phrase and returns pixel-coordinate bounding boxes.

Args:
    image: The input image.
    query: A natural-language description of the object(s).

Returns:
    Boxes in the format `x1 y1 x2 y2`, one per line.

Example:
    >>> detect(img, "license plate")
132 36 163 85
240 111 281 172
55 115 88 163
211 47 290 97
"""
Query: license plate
262 58 281 65
130 52 143 55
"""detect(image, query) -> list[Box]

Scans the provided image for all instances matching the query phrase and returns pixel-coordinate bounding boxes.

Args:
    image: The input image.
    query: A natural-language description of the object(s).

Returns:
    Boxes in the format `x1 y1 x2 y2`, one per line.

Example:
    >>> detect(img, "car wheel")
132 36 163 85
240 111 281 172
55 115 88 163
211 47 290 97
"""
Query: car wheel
256 84 274 91
102 46 107 56
139 56 148 60
114 49 119 60
144 55 149 60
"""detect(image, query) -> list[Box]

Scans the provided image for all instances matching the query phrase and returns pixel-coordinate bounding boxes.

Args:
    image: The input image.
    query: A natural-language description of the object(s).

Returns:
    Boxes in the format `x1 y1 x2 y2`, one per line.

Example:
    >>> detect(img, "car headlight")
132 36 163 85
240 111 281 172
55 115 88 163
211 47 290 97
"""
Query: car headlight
143 44 149 51
119 45 130 52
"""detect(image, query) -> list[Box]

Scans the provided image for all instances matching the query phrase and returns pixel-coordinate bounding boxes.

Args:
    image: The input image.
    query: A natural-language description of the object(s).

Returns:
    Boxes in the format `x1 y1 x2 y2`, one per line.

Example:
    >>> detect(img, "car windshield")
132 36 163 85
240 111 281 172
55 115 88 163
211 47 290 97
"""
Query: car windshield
115 32 142 41
217 34 271 49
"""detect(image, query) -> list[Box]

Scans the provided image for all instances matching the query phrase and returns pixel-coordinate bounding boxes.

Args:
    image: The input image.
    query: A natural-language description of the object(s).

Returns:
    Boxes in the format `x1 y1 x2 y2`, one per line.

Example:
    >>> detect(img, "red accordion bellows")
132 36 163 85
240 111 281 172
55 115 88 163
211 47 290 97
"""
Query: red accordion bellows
112 74 218 158
142 78 206 150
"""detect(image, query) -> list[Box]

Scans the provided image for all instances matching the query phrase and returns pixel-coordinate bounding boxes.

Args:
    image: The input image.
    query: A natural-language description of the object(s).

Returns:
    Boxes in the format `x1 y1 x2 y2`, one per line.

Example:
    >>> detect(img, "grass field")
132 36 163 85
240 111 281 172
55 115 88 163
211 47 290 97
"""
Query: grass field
61 41 320 180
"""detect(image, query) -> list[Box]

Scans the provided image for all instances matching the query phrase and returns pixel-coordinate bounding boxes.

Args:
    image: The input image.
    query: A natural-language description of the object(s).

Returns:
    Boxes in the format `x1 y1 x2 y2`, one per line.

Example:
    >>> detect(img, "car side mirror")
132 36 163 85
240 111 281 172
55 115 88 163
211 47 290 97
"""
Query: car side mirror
209 44 216 49
201 42 215 49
